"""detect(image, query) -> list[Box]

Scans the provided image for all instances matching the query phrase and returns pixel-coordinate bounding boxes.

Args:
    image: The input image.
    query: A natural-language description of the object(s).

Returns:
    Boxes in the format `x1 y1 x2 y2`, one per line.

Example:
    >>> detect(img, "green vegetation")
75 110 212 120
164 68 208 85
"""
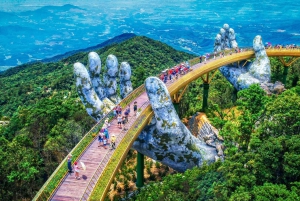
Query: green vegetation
129 57 300 200
2 32 300 201
0 36 194 200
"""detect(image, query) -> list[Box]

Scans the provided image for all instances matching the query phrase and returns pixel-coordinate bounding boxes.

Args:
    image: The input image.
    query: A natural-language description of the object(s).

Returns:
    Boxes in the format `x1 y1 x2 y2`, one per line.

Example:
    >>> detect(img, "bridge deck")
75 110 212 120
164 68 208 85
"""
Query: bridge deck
47 48 300 201
51 91 149 201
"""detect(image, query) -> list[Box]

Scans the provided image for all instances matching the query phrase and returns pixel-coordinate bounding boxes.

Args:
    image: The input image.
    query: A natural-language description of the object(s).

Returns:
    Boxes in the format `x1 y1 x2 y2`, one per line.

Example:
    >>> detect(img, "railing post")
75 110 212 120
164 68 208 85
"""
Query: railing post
202 83 209 112
136 152 144 188
282 66 289 85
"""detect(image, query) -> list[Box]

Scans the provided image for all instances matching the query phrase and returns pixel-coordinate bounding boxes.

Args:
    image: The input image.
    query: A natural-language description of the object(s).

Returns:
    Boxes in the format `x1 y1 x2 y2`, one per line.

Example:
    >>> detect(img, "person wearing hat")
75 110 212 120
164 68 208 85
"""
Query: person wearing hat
104 118 110 128
111 134 116 149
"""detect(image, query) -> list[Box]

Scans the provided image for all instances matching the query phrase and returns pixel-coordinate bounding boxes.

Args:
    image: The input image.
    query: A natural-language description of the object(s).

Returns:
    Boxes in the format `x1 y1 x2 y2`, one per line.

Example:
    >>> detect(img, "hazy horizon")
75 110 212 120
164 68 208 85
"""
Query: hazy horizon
1 0 300 70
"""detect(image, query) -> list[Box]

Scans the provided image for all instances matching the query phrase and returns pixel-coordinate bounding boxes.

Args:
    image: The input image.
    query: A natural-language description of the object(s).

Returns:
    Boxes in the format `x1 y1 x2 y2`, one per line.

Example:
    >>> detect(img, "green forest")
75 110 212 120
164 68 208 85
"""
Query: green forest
0 36 194 200
1 35 300 200
128 58 300 200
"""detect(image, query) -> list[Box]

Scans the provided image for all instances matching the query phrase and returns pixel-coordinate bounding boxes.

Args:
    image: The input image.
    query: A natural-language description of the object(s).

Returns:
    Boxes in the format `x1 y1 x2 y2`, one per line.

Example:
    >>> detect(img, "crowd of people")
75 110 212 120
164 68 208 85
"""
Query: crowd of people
160 61 191 83
266 44 299 49
67 101 142 180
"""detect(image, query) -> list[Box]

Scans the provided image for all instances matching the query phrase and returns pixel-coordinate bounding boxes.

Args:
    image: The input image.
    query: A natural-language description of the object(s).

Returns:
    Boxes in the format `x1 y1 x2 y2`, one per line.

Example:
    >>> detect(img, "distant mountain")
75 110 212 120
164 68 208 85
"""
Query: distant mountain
21 4 85 15
40 33 137 63
0 35 195 116
0 33 136 73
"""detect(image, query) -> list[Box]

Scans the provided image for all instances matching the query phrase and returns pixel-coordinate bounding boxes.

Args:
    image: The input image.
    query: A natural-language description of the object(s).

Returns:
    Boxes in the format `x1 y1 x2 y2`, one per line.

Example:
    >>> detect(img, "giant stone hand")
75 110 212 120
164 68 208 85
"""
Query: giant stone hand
75 53 223 173
214 23 238 52
132 77 222 172
74 52 133 121
214 24 272 91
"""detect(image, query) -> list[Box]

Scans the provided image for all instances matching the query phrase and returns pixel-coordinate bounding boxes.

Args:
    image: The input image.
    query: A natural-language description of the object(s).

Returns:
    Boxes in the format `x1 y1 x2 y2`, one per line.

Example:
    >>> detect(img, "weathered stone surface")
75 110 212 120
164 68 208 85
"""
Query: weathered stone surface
260 81 286 95
74 62 108 121
132 77 221 172
214 24 238 52
87 52 115 110
74 52 133 121
119 62 133 99
219 35 272 91
249 35 271 82
188 113 224 156
87 52 106 100
229 28 238 49
104 55 120 104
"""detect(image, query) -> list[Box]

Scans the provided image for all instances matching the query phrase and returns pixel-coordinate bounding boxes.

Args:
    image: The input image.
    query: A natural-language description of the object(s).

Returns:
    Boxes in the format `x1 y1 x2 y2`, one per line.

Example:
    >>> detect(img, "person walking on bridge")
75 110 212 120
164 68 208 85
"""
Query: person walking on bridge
74 161 81 180
67 155 73 174
110 134 116 149
133 101 138 116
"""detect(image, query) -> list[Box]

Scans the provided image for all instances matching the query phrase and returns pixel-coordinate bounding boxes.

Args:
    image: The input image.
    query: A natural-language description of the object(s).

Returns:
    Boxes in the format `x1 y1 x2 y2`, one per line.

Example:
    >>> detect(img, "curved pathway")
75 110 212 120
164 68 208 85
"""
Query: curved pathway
47 48 300 201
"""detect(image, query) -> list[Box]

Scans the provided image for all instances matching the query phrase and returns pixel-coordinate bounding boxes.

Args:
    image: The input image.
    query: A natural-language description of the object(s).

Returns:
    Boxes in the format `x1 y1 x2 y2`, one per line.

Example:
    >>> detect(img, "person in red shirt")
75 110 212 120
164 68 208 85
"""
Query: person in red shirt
168 69 173 82
160 73 164 81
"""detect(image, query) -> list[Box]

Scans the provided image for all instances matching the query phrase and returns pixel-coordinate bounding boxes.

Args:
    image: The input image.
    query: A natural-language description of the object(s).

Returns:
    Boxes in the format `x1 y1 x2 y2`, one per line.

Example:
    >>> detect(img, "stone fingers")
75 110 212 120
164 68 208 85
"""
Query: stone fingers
74 62 110 121
119 62 133 99
87 52 115 110
145 77 183 135
104 55 120 103
140 77 205 172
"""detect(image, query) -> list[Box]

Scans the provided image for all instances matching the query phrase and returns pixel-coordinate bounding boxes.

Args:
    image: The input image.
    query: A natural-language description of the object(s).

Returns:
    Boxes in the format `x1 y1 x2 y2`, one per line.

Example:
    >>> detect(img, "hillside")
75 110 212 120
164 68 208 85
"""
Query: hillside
0 35 195 201
0 35 194 117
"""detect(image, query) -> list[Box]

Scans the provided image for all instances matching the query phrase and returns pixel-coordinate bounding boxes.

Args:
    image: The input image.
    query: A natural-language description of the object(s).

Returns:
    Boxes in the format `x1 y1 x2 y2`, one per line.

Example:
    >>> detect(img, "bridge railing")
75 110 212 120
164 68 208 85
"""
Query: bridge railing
83 49 236 200
34 46 300 201
88 101 152 201
33 47 245 201
84 46 300 200
33 84 146 201
72 48 248 200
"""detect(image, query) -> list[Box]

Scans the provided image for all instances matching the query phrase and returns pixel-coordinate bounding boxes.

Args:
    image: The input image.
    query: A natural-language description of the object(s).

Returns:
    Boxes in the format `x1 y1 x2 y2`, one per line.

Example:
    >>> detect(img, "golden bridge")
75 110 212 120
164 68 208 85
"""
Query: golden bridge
33 48 300 201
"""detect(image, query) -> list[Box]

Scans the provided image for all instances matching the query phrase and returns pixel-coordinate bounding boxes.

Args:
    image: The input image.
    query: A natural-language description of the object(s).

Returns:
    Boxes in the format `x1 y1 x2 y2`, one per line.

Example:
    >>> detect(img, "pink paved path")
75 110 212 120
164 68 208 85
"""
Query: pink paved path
50 54 220 200
51 91 149 201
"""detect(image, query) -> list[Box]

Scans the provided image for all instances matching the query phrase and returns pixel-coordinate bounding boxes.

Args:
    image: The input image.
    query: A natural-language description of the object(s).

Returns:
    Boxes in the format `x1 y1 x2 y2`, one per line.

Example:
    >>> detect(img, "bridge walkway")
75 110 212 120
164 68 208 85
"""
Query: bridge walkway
37 47 300 201
51 91 149 200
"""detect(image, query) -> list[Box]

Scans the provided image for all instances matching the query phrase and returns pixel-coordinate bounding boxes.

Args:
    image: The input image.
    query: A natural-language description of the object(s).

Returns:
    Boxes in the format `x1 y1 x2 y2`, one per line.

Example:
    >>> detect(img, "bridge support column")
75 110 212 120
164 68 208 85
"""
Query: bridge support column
136 152 144 188
232 87 238 103
173 102 179 114
202 83 209 112
282 66 289 85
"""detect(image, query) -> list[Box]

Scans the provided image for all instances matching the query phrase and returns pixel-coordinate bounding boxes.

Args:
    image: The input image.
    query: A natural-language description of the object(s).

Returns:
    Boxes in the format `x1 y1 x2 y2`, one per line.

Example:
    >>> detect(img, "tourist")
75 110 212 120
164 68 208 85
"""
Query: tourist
160 73 164 81
125 105 131 117
104 128 110 143
67 154 73 174
168 68 173 82
122 116 127 131
124 110 129 123
74 161 81 180
117 114 122 129
103 137 107 149
113 107 117 119
116 104 122 115
111 134 116 149
104 118 110 128
133 101 138 116
98 130 104 147
172 68 176 79
163 73 168 83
